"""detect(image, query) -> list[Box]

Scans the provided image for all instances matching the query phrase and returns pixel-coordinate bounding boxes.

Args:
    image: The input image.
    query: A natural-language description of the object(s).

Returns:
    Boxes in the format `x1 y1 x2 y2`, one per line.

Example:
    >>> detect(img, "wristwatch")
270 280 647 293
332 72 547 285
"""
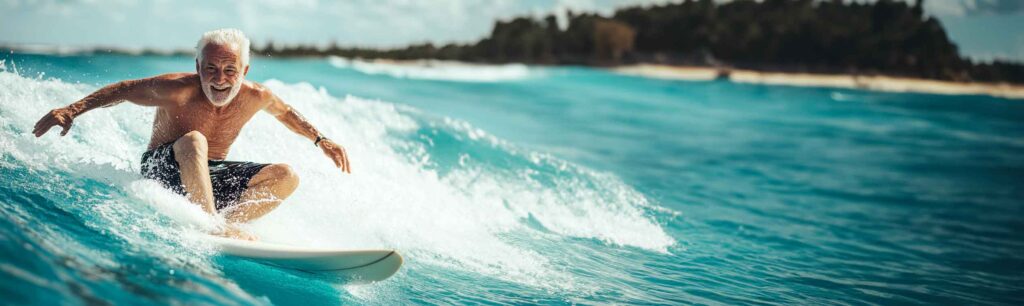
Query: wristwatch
314 134 328 147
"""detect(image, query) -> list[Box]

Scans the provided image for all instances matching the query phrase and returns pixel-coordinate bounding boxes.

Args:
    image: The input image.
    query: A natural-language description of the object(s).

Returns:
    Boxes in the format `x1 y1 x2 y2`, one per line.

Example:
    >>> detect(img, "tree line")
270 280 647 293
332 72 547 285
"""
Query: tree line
16 0 1014 83
256 0 1024 83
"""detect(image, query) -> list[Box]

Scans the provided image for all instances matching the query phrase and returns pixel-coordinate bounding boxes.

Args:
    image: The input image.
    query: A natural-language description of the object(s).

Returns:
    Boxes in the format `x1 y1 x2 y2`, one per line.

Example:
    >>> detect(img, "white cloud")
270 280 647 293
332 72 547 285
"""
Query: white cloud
0 0 685 49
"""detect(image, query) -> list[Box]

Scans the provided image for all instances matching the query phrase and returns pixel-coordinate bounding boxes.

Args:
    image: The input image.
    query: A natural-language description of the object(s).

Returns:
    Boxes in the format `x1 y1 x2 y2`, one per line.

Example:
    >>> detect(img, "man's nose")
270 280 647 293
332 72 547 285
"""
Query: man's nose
212 71 226 83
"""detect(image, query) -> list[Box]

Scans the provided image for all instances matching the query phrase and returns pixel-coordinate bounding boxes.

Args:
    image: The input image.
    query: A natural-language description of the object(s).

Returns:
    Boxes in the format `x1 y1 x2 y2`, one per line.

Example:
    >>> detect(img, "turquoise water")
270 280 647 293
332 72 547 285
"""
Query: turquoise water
1 53 1022 305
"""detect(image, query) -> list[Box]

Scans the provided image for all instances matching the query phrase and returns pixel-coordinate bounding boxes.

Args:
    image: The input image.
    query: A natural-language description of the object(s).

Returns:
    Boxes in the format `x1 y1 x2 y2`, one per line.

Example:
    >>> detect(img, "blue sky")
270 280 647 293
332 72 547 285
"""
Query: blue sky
1 0 1021 62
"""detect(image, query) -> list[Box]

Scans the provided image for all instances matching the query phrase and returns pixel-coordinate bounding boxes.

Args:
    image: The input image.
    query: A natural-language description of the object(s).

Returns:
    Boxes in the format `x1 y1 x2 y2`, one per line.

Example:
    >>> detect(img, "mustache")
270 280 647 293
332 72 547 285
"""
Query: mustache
205 81 238 92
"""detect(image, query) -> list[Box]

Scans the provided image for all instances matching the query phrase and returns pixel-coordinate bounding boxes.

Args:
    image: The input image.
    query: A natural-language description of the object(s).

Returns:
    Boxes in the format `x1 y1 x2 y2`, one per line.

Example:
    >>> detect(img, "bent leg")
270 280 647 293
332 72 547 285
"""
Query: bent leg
223 163 299 223
173 131 216 213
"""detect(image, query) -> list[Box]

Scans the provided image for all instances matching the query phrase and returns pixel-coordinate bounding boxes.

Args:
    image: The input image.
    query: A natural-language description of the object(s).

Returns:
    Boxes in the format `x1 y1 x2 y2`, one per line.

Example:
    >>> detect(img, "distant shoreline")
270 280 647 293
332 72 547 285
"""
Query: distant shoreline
5 46 1022 99
5 0 1024 94
613 64 1024 100
330 58 1024 100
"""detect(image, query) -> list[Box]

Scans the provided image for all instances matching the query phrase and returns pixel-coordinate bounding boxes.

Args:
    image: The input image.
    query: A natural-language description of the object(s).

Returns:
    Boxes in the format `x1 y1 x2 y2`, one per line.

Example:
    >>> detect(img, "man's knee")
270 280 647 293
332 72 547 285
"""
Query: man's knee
263 163 299 189
173 131 208 160
271 164 300 186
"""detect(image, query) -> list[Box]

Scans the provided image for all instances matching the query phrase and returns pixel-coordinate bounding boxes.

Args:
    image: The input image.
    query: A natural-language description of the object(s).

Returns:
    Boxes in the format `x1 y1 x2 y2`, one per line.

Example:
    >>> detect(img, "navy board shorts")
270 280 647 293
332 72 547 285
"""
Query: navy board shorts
141 142 270 211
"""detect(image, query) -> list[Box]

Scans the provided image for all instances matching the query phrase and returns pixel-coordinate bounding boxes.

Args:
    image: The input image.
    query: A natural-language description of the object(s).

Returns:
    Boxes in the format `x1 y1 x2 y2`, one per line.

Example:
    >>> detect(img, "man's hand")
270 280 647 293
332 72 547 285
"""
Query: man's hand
262 90 350 173
33 107 76 137
319 139 351 173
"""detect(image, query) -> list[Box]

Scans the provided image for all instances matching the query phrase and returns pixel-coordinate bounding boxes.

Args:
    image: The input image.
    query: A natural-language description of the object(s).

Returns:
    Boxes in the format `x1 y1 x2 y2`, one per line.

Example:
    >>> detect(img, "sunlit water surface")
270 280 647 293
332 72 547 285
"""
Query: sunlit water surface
1 54 1022 305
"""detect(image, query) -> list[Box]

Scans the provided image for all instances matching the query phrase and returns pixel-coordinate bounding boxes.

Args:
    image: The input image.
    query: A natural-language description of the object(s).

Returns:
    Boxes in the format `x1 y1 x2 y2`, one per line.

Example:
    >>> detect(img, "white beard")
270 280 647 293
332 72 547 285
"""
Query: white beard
202 81 242 106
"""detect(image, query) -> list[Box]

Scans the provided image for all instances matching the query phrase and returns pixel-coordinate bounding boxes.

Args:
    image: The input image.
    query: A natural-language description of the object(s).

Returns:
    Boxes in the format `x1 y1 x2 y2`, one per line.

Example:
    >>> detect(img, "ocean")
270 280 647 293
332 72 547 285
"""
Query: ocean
1 53 1022 305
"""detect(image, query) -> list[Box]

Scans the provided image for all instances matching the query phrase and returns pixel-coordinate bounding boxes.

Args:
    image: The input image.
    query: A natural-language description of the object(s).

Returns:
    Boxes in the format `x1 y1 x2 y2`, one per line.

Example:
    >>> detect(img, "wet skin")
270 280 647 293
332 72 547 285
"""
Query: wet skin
32 43 351 240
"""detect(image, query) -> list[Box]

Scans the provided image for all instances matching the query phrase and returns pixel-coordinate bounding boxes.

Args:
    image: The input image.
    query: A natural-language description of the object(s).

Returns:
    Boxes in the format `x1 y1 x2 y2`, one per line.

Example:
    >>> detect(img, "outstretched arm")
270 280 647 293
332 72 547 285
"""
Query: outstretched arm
263 91 351 173
32 74 187 137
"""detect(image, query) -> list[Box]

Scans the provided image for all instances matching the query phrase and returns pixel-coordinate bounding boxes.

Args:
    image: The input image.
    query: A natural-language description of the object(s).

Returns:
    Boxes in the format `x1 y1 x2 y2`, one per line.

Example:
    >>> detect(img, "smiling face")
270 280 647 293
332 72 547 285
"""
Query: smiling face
196 43 248 106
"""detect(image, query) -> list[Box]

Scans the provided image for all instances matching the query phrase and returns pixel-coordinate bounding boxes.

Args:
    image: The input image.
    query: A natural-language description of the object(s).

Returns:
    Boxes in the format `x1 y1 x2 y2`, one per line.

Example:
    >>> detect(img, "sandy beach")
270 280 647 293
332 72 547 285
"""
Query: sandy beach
613 64 1024 100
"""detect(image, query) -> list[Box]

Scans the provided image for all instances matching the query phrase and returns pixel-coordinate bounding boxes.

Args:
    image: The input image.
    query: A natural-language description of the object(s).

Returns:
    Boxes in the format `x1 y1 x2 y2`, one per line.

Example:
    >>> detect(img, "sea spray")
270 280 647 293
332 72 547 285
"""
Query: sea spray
235 79 675 290
0 68 674 301
1 68 266 303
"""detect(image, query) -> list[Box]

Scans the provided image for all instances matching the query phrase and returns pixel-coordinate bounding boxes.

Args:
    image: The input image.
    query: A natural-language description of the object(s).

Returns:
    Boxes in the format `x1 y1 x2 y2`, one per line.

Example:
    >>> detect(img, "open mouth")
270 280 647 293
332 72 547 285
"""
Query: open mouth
211 84 231 93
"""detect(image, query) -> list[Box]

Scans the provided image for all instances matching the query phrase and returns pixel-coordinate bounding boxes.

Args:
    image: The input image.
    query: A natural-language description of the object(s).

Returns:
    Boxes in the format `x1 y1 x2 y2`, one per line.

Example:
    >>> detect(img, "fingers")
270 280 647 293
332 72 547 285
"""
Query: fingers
33 118 44 136
320 142 351 174
34 121 58 137
332 153 343 168
60 121 71 136
341 147 350 173
32 124 45 137
32 111 72 137
33 116 52 137
331 146 350 174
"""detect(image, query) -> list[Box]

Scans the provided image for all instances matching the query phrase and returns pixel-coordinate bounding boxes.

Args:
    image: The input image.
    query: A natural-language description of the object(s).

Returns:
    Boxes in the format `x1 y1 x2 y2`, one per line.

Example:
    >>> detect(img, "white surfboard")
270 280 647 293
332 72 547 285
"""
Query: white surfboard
207 235 403 284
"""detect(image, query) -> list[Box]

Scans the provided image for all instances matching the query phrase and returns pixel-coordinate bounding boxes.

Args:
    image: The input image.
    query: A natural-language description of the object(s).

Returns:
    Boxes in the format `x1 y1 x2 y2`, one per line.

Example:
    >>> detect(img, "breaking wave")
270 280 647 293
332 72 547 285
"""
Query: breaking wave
328 56 533 82
0 64 672 302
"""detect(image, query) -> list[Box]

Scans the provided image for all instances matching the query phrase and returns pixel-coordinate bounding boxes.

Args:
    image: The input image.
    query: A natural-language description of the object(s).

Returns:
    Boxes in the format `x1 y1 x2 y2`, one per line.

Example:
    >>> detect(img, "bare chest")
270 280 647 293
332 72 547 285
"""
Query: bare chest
151 96 265 156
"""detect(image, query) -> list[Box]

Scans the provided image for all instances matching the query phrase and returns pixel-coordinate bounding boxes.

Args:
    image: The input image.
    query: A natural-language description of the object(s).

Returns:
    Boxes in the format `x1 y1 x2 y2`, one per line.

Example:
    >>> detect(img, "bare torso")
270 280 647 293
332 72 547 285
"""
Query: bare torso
146 73 271 160
33 69 351 172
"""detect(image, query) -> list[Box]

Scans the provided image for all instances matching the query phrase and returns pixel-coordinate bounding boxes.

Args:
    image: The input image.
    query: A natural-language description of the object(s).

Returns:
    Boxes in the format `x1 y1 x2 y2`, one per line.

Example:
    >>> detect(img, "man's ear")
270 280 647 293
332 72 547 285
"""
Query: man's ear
244 65 250 76
195 59 201 74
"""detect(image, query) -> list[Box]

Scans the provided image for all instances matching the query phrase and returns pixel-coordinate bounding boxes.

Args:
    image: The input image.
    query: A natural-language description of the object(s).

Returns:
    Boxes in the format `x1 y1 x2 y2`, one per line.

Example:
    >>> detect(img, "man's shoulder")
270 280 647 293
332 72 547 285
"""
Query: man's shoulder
143 73 199 89
241 80 276 101
150 72 198 84
121 73 198 106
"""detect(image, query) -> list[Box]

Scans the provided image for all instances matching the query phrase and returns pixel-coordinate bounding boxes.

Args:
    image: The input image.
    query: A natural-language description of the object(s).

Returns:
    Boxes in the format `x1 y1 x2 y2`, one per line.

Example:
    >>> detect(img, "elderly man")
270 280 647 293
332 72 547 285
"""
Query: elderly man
32 29 350 240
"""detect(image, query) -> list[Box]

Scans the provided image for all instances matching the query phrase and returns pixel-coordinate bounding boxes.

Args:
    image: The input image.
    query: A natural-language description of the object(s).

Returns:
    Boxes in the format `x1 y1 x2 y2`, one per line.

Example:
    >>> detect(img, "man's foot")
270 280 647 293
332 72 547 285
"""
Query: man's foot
217 223 258 241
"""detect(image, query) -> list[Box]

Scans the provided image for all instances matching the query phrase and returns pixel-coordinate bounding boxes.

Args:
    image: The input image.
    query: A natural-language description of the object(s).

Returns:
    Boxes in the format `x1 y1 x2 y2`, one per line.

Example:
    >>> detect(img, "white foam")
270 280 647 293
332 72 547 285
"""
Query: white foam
328 56 532 82
0 69 266 302
0 69 674 293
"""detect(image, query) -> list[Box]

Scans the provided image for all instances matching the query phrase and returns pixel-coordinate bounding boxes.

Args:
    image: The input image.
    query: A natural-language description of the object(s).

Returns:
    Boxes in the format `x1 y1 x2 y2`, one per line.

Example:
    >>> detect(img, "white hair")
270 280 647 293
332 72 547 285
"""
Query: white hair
195 28 251 66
